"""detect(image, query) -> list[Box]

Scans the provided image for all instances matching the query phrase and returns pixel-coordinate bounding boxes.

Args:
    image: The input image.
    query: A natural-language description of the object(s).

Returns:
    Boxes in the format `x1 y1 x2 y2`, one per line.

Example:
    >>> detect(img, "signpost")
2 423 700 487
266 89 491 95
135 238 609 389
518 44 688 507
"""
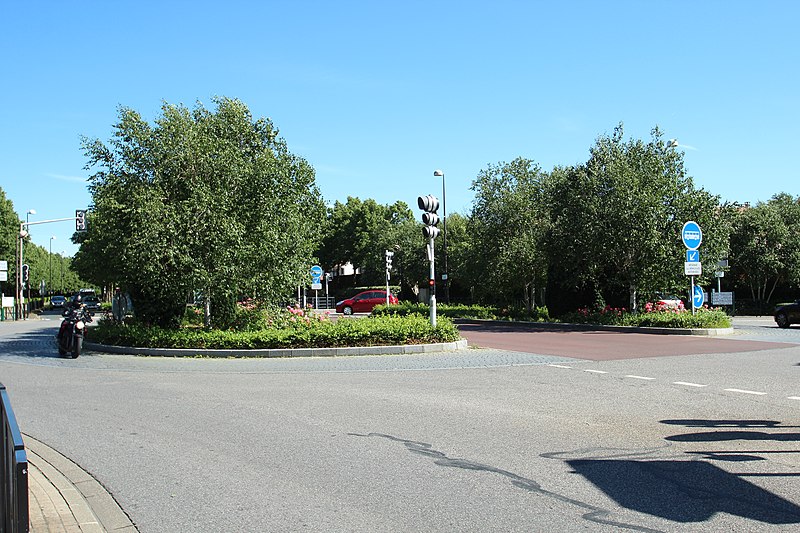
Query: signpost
682 221 703 315
310 265 323 307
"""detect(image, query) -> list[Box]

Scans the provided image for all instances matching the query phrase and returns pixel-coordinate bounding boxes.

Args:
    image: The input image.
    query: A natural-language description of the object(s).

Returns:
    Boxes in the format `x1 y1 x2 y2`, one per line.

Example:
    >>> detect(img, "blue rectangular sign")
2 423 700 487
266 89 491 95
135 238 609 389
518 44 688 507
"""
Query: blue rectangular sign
686 250 700 262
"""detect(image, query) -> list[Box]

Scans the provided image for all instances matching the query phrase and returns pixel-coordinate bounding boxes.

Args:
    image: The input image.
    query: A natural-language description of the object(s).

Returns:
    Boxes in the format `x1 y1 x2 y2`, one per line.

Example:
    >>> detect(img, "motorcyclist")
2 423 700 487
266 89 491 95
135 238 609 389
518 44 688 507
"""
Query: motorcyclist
58 295 92 339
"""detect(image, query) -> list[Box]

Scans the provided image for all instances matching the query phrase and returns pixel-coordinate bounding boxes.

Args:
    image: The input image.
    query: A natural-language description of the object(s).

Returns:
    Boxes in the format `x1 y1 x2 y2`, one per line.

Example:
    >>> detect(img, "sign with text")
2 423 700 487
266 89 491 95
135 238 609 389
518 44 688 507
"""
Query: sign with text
711 291 734 305
685 262 702 276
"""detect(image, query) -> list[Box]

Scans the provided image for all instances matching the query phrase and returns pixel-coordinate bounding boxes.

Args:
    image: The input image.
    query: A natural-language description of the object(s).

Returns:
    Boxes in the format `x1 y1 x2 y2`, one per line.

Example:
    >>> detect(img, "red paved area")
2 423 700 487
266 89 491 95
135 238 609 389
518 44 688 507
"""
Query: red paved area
457 322 796 361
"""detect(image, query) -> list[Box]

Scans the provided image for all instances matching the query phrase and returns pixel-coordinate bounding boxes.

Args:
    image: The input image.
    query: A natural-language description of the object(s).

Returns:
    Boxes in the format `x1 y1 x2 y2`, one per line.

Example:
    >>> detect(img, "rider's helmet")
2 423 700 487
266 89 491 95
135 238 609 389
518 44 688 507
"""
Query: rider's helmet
71 294 83 307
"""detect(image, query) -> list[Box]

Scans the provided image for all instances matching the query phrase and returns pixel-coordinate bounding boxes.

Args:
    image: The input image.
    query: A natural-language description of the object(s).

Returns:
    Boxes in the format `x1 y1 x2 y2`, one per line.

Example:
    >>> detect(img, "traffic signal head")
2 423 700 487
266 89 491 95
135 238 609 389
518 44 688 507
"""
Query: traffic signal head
418 194 441 240
385 250 394 269
22 264 29 284
75 209 87 232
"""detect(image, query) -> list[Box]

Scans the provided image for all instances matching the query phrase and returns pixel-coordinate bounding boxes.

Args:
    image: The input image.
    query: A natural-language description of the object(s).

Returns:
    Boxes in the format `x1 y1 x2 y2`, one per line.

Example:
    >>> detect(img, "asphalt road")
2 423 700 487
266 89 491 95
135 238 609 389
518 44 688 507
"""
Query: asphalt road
2 316 800 532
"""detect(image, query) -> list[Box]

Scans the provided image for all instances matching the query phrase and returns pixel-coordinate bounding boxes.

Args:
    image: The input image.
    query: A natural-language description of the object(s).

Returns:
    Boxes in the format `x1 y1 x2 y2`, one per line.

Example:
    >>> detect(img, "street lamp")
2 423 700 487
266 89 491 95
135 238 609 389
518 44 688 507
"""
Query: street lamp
20 209 36 319
60 251 66 294
433 170 449 303
49 236 56 296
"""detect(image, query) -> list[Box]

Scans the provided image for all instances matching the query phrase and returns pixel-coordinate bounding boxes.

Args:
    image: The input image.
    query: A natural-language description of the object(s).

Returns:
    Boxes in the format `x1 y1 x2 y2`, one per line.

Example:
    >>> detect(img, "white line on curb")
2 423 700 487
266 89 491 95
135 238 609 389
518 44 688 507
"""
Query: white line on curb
673 382 708 388
724 388 767 396
626 375 655 380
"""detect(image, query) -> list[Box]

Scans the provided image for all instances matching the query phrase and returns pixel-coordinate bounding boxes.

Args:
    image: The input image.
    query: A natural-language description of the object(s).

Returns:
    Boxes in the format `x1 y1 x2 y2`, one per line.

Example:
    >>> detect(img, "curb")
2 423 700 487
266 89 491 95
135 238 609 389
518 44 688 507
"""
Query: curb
25 434 137 532
453 318 734 337
85 338 469 358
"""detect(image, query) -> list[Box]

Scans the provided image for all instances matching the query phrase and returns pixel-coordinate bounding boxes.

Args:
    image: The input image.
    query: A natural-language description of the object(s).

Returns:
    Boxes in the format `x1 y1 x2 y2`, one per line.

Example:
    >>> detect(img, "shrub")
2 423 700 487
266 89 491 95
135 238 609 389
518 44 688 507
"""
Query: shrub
561 304 731 329
373 302 550 322
89 312 460 351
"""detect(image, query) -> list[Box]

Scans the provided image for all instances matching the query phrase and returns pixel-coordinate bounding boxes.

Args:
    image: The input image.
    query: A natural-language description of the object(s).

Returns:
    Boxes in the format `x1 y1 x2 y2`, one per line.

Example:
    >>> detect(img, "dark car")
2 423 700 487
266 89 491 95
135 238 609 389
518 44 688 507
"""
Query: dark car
774 300 800 328
335 290 398 315
50 295 67 308
82 295 102 314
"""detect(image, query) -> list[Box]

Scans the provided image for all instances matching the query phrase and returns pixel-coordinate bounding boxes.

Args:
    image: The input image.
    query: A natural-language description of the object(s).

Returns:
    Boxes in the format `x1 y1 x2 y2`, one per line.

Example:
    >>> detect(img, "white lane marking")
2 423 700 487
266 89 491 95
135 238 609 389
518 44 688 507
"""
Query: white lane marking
724 388 767 396
549 364 572 369
625 375 655 380
584 369 608 374
788 396 800 401
673 381 708 388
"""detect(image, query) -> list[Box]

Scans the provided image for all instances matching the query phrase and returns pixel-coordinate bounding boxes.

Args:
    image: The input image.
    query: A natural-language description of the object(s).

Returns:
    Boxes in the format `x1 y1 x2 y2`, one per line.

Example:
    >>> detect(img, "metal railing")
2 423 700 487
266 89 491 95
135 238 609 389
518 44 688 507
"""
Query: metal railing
0 383 28 533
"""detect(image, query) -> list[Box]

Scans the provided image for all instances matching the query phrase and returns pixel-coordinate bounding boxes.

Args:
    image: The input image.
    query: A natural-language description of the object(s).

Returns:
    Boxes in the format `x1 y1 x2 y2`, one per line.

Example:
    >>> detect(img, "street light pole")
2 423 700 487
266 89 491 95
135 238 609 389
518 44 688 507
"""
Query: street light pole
433 170 448 304
60 251 66 294
21 209 35 319
49 236 56 296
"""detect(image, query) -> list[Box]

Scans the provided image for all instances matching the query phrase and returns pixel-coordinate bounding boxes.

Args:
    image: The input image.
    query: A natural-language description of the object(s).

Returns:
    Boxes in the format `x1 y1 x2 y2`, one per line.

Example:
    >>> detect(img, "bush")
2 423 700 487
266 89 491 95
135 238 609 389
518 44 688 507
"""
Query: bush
373 302 550 322
561 304 731 329
90 312 460 350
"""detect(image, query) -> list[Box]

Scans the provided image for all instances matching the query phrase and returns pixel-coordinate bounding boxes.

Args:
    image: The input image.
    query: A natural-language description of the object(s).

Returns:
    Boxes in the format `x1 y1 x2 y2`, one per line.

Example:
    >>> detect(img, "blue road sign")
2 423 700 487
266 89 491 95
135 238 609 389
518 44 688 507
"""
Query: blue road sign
692 284 705 308
686 249 700 262
682 221 702 250
310 265 323 282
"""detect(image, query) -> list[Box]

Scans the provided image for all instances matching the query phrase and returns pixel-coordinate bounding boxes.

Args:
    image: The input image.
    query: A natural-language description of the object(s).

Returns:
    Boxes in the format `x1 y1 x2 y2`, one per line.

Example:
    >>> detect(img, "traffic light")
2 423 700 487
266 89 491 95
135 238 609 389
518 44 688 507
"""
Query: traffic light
75 209 87 232
385 250 394 270
22 264 29 285
418 194 440 239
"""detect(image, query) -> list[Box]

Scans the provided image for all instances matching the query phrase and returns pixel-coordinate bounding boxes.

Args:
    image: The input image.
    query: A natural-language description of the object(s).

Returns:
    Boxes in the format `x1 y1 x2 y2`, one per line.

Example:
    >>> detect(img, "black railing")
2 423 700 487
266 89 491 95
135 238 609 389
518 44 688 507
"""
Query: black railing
0 383 28 533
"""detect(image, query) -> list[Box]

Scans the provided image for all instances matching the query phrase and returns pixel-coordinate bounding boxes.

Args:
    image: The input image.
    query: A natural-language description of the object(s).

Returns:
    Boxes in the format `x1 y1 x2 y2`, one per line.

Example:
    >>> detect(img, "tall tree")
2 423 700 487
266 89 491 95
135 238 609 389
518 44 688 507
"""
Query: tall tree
729 193 800 303
546 124 727 312
76 97 325 326
467 158 550 310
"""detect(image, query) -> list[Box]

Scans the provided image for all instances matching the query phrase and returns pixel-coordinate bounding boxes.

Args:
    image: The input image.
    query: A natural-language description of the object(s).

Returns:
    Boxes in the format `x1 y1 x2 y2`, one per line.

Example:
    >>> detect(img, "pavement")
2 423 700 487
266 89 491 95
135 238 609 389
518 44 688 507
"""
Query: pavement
24 434 136 533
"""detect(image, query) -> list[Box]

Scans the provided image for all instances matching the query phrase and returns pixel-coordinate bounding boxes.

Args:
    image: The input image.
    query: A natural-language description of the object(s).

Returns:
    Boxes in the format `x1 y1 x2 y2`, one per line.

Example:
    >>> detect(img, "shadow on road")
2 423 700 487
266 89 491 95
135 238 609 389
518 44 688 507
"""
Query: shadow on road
0 327 63 359
568 458 800 524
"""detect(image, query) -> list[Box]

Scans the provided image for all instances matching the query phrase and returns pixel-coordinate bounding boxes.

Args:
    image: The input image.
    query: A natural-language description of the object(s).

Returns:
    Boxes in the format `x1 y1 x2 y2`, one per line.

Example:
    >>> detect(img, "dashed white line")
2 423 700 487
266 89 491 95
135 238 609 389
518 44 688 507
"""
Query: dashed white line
548 364 572 369
724 388 767 396
584 369 608 374
625 375 655 381
789 396 800 401
673 381 708 388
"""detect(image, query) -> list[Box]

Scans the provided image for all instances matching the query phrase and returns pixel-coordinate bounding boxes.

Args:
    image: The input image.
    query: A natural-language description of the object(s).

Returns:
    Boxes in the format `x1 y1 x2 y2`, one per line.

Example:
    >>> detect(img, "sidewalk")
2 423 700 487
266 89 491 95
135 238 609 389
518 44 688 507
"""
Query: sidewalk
25 434 136 533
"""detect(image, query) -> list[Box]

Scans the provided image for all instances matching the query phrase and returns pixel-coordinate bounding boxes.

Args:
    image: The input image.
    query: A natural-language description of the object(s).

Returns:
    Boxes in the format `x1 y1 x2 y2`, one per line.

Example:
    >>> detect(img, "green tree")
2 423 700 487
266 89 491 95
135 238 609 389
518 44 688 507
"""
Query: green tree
729 193 800 303
466 158 550 310
0 188 19 287
76 97 325 327
546 124 727 313
318 197 421 290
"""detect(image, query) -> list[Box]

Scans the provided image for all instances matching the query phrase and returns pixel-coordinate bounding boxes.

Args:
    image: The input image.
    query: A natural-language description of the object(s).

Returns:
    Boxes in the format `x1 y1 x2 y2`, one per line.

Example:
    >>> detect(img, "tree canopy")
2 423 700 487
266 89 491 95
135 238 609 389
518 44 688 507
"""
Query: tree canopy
75 98 325 326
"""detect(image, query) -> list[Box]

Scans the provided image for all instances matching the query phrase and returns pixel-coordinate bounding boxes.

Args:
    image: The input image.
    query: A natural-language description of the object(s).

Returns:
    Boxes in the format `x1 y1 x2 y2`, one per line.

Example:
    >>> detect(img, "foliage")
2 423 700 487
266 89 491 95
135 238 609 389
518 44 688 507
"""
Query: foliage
75 98 325 327
545 124 728 314
465 158 549 310
561 304 731 329
317 197 422 290
373 302 551 322
90 312 460 350
728 194 800 303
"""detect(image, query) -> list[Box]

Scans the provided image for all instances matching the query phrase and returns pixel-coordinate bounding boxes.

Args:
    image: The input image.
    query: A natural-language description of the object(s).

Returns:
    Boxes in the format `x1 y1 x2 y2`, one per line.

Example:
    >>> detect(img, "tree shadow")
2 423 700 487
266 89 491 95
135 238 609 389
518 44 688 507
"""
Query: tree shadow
568 459 800 524
0 327 64 359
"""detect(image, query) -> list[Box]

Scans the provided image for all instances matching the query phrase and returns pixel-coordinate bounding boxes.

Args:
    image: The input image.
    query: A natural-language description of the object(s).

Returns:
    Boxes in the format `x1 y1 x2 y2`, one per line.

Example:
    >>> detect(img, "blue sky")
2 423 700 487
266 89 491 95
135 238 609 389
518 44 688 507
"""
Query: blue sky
1 1 797 258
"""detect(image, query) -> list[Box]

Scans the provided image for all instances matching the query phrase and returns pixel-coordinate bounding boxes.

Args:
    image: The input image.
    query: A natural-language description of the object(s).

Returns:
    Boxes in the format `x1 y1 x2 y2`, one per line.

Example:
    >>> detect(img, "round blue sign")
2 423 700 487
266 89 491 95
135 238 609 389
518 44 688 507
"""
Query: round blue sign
310 265 323 281
682 221 702 250
692 285 705 308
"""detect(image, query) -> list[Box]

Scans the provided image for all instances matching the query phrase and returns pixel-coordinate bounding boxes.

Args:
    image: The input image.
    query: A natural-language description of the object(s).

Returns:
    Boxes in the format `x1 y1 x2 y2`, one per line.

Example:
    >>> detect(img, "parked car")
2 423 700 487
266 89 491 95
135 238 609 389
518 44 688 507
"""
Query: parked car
774 300 800 328
656 293 684 309
50 295 67 308
82 295 101 314
335 290 398 315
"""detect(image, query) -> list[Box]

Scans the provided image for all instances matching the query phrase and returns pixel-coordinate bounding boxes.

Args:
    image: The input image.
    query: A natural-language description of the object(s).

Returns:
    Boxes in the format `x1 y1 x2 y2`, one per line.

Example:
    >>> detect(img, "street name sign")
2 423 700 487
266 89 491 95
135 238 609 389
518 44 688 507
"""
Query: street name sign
685 262 702 276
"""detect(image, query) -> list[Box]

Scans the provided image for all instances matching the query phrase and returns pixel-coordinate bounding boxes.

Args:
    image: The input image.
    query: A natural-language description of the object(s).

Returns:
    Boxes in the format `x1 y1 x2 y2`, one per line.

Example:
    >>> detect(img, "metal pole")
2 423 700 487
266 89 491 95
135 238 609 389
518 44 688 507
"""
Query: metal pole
441 173 449 304
429 238 436 327
690 276 696 316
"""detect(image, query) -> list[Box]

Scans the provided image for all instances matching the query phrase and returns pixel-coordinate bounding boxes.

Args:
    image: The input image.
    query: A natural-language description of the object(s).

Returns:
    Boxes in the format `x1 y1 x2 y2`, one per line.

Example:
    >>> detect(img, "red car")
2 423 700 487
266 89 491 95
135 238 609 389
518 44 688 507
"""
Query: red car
335 290 398 315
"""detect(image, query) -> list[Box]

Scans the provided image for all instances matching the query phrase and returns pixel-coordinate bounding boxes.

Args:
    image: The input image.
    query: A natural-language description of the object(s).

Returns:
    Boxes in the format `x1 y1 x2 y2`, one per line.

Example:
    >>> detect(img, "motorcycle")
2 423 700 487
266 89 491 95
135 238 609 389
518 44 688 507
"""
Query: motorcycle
57 305 92 358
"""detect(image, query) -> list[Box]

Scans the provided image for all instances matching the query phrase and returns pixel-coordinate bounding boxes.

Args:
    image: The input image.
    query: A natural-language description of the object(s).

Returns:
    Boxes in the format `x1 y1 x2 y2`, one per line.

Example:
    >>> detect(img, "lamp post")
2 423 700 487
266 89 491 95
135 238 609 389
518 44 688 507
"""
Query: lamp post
49 236 56 296
60 251 66 294
21 209 36 319
433 170 449 303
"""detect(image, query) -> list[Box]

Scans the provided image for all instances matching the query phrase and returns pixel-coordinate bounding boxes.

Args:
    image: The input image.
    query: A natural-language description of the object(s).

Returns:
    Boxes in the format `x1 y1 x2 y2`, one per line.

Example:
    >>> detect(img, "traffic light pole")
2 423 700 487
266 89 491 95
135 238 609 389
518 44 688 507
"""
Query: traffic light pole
16 216 83 320
428 237 436 328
